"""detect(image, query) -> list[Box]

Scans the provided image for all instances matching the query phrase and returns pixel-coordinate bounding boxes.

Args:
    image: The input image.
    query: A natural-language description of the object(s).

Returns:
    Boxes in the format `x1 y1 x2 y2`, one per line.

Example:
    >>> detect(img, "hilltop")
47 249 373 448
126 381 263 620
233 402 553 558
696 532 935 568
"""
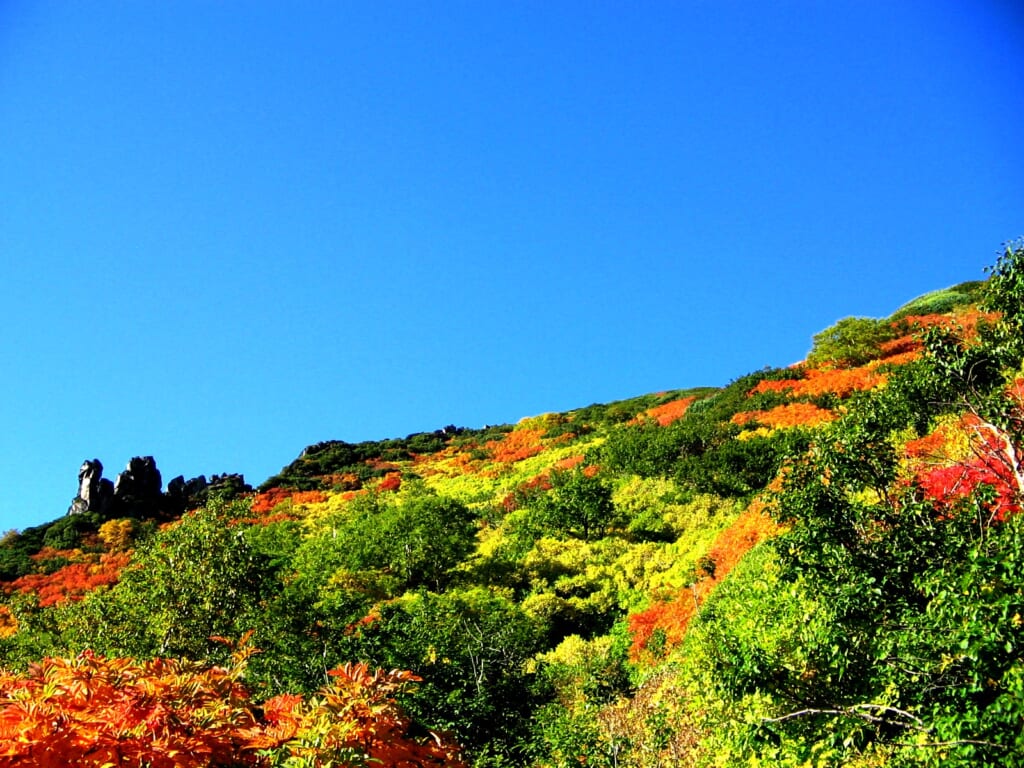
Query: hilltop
0 246 1021 768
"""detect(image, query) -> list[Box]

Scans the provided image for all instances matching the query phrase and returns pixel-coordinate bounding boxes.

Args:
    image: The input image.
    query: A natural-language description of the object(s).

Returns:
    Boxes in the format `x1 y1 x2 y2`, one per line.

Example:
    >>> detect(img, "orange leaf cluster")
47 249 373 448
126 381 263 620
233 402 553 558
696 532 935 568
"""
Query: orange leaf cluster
0 651 254 767
732 402 837 429
750 366 885 400
486 428 546 464
250 489 327 516
632 396 697 427
878 334 922 357
329 472 364 490
899 309 998 338
377 472 402 492
552 454 586 471
7 551 133 608
0 652 464 768
627 507 782 662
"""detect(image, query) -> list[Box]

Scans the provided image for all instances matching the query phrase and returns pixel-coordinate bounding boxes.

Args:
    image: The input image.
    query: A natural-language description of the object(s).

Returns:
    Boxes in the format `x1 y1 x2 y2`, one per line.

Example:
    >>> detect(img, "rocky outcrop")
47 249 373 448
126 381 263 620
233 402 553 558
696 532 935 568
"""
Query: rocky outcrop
68 459 114 516
68 457 250 519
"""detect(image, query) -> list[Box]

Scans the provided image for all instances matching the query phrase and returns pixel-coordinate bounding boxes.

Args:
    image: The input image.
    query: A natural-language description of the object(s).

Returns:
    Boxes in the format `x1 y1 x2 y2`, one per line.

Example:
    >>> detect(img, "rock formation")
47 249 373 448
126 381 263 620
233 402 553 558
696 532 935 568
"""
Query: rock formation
68 456 250 519
68 459 113 516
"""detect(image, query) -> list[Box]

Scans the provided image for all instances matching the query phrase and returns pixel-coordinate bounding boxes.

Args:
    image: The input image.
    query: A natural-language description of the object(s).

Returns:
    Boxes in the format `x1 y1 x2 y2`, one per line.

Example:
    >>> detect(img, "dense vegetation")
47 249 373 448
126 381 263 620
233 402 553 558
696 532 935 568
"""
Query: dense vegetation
1 244 1022 766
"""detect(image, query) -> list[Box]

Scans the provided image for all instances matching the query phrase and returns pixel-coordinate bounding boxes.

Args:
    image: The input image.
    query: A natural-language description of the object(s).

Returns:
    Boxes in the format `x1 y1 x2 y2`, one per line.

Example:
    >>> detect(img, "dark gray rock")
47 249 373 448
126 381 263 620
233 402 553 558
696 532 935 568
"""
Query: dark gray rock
68 459 113 515
114 456 163 503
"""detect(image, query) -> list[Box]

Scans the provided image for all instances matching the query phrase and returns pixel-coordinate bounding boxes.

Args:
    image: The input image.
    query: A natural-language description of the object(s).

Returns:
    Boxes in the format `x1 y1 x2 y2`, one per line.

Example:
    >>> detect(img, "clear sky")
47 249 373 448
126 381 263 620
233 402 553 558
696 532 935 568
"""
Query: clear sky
1 2 1021 532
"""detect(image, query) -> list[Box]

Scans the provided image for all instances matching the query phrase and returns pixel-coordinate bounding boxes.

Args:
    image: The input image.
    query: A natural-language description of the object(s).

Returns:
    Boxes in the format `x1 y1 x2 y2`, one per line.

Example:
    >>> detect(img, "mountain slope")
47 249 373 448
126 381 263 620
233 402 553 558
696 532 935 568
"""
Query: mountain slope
0 245 1022 767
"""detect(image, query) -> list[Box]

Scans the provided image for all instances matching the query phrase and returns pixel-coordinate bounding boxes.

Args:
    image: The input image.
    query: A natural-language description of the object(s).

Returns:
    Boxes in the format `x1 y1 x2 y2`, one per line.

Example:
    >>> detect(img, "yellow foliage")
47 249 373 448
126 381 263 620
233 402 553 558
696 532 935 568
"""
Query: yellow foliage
97 519 135 552
0 606 17 639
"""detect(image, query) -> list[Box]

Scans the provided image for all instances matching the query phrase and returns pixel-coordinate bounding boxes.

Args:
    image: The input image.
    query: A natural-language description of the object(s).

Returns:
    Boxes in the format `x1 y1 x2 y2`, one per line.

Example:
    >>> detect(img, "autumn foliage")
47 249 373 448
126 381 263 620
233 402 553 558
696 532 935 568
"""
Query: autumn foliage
627 506 783 662
250 488 327 516
731 402 837 430
905 413 1023 521
632 396 697 426
486 427 547 464
6 551 132 608
0 647 464 768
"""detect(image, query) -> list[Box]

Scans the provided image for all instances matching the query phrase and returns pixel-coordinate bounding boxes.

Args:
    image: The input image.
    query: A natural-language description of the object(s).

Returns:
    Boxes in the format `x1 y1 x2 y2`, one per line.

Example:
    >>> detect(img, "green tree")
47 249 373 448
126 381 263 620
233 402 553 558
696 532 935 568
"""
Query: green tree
530 469 618 542
806 315 895 366
59 499 274 664
352 587 546 763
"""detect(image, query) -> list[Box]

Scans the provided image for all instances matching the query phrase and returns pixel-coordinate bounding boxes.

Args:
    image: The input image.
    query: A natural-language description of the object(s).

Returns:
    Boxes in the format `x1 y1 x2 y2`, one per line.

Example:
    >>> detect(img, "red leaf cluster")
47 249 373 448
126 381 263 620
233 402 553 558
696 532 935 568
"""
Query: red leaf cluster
6 551 133 608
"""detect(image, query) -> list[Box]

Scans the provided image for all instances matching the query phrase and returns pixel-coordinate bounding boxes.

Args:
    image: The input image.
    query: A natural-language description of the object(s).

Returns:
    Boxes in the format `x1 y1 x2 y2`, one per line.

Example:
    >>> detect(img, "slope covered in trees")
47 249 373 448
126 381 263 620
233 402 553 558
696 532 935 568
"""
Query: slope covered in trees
0 243 1021 766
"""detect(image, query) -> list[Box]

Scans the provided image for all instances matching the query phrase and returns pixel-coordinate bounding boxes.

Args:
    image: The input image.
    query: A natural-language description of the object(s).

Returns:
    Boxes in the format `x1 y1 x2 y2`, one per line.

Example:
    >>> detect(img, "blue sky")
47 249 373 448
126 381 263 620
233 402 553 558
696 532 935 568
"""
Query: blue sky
1 2 1021 532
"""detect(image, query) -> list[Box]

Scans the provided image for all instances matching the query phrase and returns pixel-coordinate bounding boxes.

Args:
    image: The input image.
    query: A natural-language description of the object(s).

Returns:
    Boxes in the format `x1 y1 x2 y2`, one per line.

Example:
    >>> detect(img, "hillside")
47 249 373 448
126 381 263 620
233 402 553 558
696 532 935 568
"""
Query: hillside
0 246 1021 767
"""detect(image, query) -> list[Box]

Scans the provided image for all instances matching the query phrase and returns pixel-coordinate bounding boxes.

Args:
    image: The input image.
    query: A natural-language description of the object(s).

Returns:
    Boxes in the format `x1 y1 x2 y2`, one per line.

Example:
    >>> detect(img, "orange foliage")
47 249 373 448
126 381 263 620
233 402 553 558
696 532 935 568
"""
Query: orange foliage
899 309 998 338
250 488 327 517
0 649 465 768
0 651 255 768
318 472 362 490
750 366 884 400
878 334 922 357
628 507 782 662
732 402 837 429
7 552 133 608
553 454 585 471
377 472 402 492
632 396 697 427
1008 377 1024 410
249 662 465 767
486 428 546 464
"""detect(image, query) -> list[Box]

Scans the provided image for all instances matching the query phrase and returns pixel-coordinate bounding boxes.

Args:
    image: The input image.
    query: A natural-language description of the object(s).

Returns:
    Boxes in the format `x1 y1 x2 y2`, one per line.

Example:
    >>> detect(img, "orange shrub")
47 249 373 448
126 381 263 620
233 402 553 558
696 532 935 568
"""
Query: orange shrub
486 428 546 464
0 650 465 768
632 396 697 427
250 488 327 517
732 402 837 429
750 366 884 400
377 472 402 492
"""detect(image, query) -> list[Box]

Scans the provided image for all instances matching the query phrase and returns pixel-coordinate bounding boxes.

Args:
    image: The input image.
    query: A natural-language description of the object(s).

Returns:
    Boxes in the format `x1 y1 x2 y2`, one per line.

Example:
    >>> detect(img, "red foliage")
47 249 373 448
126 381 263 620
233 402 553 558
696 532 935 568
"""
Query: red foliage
907 412 1023 521
917 459 1020 520
7 552 133 608
377 472 402 492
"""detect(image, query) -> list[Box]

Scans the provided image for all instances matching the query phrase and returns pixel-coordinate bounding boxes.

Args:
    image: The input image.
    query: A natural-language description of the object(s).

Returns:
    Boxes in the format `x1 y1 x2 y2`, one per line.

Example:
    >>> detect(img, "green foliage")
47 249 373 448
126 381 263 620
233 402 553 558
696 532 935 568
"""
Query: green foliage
981 239 1024 365
352 587 546 762
296 488 477 594
527 469 618 542
59 498 275 663
807 316 897 366
889 280 986 321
